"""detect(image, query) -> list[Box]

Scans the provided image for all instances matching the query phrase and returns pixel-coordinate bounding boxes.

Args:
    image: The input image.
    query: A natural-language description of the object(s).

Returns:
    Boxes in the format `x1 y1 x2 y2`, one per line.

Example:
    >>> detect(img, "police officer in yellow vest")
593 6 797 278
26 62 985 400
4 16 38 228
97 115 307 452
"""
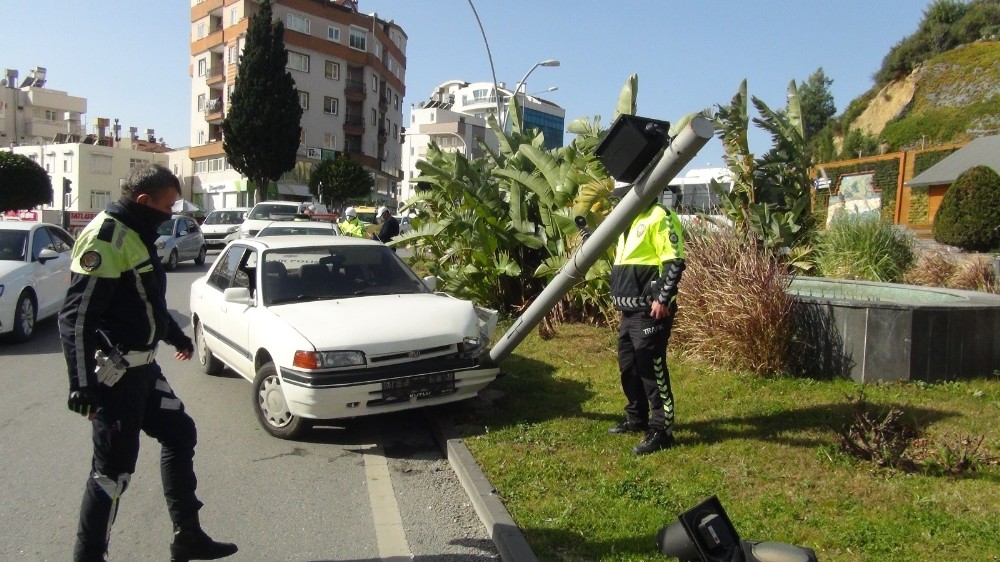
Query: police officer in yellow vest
607 190 686 455
59 164 237 561
339 206 366 237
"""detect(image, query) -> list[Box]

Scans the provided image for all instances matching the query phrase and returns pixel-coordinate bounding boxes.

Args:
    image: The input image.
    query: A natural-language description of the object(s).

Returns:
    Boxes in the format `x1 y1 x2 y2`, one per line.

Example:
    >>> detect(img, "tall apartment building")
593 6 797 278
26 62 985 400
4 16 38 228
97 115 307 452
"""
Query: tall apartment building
189 0 407 211
399 80 564 203
0 67 86 147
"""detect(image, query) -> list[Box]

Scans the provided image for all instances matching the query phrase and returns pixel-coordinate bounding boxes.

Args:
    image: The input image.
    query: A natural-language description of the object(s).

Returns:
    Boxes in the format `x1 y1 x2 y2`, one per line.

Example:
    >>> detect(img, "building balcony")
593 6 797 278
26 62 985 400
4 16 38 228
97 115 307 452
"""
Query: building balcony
204 98 224 123
206 66 225 86
344 117 365 136
378 95 389 112
345 79 366 101
377 127 388 143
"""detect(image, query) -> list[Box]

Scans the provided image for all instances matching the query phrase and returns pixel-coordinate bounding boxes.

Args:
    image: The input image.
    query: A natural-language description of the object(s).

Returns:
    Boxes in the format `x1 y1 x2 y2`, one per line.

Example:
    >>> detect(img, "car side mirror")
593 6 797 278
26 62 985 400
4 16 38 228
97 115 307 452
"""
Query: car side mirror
37 248 60 263
223 287 254 306
421 275 437 291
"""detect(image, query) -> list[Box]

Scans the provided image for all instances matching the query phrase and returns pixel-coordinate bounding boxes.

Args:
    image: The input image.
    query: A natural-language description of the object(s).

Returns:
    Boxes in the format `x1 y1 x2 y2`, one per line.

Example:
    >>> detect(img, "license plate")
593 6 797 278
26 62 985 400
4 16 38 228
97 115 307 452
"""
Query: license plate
381 372 456 402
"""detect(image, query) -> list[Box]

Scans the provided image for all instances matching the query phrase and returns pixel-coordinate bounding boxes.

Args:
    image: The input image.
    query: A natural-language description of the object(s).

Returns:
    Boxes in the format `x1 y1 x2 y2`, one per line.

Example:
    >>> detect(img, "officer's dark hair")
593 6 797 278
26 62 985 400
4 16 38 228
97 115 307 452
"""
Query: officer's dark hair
122 163 181 200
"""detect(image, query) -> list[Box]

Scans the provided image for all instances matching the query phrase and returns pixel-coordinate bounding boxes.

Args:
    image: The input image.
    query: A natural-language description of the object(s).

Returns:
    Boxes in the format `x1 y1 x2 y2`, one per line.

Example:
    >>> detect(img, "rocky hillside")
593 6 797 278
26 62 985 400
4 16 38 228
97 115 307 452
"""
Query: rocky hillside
845 40 1000 151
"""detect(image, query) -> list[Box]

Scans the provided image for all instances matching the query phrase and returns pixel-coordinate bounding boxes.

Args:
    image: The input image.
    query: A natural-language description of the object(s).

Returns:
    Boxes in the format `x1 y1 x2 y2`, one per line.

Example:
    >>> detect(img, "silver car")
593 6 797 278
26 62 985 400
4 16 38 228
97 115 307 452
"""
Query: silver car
156 215 207 270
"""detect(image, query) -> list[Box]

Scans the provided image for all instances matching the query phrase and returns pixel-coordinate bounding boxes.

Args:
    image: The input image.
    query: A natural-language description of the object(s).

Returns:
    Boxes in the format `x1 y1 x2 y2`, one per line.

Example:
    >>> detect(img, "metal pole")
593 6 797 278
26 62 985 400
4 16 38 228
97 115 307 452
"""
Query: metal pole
486 115 715 365
465 0 502 125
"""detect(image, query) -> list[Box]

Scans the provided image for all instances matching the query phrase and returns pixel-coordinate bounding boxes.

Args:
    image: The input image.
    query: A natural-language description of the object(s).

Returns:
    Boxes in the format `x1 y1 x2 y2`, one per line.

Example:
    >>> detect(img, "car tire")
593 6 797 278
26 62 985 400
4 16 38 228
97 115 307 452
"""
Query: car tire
196 320 223 375
253 361 309 439
166 249 179 271
194 245 207 265
10 291 36 343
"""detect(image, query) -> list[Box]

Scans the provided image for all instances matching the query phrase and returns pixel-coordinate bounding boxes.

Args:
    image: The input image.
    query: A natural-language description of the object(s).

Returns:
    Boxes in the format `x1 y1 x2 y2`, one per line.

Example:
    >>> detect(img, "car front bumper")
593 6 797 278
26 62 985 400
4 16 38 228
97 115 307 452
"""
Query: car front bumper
278 364 500 420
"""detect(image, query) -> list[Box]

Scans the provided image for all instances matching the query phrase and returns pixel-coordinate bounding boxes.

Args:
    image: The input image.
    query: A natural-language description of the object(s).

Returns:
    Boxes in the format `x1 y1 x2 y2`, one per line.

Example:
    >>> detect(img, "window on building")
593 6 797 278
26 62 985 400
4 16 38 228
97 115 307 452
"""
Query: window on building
197 22 206 39
208 157 224 172
300 129 307 145
91 190 111 210
394 93 399 109
371 75 378 92
286 13 310 34
387 57 394 74
373 41 381 59
348 27 367 51
324 60 340 80
324 133 337 150
327 26 341 42
197 58 207 76
129 158 150 171
298 91 309 110
228 45 237 65
90 154 112 175
198 130 205 145
230 7 239 25
323 96 339 115
287 51 309 72
197 94 206 112
63 158 72 173
393 123 398 137
370 108 377 126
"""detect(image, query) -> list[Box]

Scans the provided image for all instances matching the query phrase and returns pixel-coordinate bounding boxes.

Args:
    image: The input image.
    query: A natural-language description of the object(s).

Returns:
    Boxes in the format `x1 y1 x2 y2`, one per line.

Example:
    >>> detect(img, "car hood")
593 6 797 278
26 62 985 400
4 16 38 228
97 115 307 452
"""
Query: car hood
269 293 481 350
201 224 240 234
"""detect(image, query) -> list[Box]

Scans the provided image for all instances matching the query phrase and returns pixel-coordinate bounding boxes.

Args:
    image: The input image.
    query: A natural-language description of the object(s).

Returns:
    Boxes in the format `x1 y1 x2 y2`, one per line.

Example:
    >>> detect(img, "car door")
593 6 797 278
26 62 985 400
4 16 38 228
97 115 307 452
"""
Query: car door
215 248 257 377
42 226 74 315
198 244 255 375
177 218 199 261
28 226 66 318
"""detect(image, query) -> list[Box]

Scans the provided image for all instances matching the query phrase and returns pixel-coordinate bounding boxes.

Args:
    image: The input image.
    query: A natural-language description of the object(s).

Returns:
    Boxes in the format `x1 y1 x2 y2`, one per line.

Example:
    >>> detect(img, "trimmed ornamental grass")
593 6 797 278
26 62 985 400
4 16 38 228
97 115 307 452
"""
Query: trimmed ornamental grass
816 216 915 282
440 324 1000 562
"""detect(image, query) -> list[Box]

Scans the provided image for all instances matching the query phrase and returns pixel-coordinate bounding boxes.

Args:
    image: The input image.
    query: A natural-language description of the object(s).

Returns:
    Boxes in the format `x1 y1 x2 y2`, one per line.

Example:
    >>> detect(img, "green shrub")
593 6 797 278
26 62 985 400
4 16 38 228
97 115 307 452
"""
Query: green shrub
932 165 1000 251
816 215 915 282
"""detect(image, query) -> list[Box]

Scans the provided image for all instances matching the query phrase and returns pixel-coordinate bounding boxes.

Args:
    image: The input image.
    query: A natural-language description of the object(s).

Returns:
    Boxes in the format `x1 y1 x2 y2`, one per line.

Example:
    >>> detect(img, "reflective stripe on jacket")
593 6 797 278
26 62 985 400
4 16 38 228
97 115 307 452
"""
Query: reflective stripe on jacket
610 204 686 312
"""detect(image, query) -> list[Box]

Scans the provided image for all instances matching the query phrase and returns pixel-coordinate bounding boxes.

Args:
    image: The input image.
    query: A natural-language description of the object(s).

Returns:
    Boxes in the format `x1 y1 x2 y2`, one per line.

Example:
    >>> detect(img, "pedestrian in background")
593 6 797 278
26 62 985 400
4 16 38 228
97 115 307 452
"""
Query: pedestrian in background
59 164 238 561
339 206 366 237
607 188 686 456
373 206 399 243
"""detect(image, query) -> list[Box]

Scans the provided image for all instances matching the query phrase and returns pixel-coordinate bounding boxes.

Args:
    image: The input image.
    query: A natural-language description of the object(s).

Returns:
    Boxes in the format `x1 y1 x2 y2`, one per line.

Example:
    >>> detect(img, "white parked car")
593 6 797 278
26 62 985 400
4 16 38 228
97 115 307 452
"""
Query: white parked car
0 221 75 342
200 207 248 249
189 236 498 439
239 201 305 239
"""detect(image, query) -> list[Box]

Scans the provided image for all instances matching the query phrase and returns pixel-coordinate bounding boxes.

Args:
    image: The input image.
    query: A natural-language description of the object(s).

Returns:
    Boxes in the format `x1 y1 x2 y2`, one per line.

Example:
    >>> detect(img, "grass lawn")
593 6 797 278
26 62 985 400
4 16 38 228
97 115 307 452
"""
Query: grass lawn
439 323 1000 561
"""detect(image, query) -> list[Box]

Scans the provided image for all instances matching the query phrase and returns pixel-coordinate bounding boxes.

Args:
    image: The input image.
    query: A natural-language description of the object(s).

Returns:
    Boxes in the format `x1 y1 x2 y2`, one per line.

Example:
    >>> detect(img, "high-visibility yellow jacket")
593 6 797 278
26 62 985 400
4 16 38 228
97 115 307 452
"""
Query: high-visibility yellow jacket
340 217 366 237
610 203 686 312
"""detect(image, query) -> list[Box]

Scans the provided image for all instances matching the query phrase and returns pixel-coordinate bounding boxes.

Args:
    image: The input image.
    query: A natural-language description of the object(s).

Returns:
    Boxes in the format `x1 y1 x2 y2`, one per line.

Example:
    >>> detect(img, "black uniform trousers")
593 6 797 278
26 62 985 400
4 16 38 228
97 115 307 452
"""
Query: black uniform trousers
617 310 676 433
75 362 203 561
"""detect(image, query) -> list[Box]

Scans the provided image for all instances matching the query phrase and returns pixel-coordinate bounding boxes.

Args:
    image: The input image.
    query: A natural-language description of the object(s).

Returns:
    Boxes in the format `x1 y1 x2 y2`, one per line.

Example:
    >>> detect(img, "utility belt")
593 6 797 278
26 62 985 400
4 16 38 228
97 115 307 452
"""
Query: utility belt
94 329 157 386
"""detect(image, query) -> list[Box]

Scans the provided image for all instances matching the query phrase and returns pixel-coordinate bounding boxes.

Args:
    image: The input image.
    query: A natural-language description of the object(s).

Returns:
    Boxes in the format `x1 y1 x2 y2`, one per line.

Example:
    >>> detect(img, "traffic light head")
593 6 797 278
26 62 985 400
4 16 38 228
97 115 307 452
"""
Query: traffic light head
62 178 72 193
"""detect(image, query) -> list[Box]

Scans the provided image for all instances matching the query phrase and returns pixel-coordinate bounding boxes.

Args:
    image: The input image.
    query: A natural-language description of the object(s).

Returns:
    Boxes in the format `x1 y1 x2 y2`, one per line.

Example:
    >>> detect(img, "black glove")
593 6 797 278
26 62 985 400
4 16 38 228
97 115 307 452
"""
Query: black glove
173 333 194 355
68 389 101 417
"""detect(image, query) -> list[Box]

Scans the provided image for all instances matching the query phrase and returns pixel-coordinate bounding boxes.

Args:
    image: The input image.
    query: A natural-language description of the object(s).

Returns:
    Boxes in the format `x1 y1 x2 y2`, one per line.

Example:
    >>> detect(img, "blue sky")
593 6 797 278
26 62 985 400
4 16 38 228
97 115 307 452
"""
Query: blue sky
6 0 930 169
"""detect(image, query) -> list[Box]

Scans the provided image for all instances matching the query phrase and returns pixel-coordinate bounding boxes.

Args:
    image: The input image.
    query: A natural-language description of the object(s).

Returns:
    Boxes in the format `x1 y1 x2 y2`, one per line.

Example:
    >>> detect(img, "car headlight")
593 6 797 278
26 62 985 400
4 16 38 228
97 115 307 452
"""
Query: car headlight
155 240 166 249
226 226 239 234
292 350 366 369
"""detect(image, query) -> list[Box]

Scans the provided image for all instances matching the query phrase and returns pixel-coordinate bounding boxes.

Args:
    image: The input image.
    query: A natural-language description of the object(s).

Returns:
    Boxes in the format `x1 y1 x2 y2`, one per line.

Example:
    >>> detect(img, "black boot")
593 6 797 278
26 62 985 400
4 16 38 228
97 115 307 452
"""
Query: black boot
170 513 238 561
632 429 676 455
608 419 648 434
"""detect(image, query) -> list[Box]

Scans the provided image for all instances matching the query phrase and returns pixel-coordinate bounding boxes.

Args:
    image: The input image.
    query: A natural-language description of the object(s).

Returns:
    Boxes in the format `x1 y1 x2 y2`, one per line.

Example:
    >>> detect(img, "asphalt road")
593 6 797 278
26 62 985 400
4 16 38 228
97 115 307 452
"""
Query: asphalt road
0 253 498 561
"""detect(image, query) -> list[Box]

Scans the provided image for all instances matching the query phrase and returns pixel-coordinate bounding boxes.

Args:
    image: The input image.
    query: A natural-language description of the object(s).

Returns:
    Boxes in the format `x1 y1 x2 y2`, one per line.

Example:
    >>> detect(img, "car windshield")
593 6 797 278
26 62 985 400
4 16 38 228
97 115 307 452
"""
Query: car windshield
257 225 336 237
204 211 244 225
249 204 297 220
260 244 428 305
0 230 29 261
156 219 177 236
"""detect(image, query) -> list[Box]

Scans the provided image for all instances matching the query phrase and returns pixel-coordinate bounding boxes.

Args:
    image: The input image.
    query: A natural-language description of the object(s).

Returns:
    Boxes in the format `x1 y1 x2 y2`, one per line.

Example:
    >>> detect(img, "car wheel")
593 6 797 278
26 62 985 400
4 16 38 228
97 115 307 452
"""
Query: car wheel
10 292 37 343
166 249 178 271
196 320 223 375
253 361 309 439
194 245 207 265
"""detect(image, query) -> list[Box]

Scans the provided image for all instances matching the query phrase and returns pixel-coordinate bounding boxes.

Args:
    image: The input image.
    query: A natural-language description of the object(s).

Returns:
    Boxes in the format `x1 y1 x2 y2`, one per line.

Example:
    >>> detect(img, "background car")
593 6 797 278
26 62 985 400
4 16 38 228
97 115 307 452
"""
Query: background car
239 201 302 238
189 236 498 439
0 221 75 342
255 221 341 237
156 215 207 271
396 215 414 235
200 207 248 249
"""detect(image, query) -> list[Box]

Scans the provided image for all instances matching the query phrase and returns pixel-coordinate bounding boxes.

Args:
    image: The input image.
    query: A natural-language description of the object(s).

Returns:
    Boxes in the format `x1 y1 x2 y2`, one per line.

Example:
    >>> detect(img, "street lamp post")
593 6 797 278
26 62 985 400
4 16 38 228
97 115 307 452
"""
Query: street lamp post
503 59 560 131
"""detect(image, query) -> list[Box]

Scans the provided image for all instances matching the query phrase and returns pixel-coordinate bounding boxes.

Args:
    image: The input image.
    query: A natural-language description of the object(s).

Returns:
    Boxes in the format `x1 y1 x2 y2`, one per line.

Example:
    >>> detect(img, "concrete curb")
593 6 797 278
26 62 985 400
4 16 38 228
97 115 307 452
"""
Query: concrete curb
425 411 538 562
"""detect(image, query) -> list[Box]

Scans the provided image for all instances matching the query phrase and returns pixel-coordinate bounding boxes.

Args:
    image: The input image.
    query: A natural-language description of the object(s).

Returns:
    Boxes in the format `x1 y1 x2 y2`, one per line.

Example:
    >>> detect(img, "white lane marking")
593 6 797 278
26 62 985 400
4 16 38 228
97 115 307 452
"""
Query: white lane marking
361 427 411 560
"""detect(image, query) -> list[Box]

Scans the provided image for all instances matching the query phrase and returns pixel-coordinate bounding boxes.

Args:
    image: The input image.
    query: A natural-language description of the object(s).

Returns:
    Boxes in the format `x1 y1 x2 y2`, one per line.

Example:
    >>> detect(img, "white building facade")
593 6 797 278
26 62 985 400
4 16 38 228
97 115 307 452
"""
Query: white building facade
1 67 86 147
188 0 407 212
399 80 564 204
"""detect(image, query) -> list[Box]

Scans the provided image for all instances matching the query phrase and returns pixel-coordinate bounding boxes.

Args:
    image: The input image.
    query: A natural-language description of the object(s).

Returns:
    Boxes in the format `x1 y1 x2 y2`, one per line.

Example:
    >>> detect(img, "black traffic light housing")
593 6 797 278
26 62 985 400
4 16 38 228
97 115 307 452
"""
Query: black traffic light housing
63 177 72 193
594 114 671 183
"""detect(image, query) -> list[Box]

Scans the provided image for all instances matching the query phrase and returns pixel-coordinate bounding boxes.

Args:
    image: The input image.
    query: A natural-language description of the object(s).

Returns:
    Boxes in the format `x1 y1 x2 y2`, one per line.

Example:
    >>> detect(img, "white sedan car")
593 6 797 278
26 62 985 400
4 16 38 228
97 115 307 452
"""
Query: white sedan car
0 221 75 342
189 236 498 439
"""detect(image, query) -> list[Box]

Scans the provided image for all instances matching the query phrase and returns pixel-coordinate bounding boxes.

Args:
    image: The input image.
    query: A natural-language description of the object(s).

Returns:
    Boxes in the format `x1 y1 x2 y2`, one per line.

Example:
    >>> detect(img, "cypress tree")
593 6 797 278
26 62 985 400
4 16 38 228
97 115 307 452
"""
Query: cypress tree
222 0 303 203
